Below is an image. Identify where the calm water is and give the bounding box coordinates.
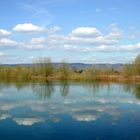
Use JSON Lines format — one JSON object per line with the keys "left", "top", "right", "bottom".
{"left": 0, "top": 82, "right": 140, "bottom": 140}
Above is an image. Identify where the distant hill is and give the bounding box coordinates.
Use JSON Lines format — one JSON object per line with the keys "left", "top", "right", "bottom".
{"left": 0, "top": 63, "right": 124, "bottom": 70}
{"left": 67, "top": 63, "right": 123, "bottom": 70}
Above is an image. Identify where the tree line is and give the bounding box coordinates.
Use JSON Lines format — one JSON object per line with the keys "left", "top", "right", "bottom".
{"left": 0, "top": 54, "right": 139, "bottom": 82}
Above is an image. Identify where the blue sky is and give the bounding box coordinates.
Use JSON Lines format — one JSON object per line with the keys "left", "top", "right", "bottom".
{"left": 0, "top": 0, "right": 140, "bottom": 64}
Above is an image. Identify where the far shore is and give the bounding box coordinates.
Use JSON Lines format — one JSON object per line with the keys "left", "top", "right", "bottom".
{"left": 0, "top": 54, "right": 140, "bottom": 83}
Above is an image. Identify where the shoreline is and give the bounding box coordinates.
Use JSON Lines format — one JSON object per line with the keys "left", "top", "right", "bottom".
{"left": 0, "top": 75, "right": 140, "bottom": 83}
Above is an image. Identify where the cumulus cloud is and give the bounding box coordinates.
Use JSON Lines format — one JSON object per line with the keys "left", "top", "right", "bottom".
{"left": 49, "top": 26, "right": 61, "bottom": 34}
{"left": 31, "top": 37, "right": 46, "bottom": 44}
{"left": 121, "top": 43, "right": 140, "bottom": 51}
{"left": 0, "top": 23, "right": 139, "bottom": 62}
{"left": 68, "top": 26, "right": 122, "bottom": 46}
{"left": 0, "top": 38, "right": 17, "bottom": 47}
{"left": 29, "top": 35, "right": 64, "bottom": 48}
{"left": 37, "top": 26, "right": 122, "bottom": 48}
{"left": 0, "top": 29, "right": 11, "bottom": 36}
{"left": 13, "top": 23, "right": 46, "bottom": 33}
{"left": 0, "top": 25, "right": 127, "bottom": 52}
{"left": 27, "top": 26, "right": 122, "bottom": 51}
{"left": 24, "top": 25, "right": 140, "bottom": 52}
{"left": 19, "top": 42, "right": 45, "bottom": 49}
{"left": 63, "top": 41, "right": 140, "bottom": 53}
{"left": 71, "top": 27, "right": 102, "bottom": 37}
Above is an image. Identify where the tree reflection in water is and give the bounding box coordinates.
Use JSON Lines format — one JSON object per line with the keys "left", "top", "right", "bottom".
{"left": 133, "top": 85, "right": 140, "bottom": 99}
{"left": 32, "top": 82, "right": 54, "bottom": 99}
{"left": 32, "top": 82, "right": 70, "bottom": 99}
{"left": 60, "top": 81, "right": 69, "bottom": 97}
{"left": 123, "top": 83, "right": 140, "bottom": 100}
{"left": 0, "top": 81, "right": 139, "bottom": 101}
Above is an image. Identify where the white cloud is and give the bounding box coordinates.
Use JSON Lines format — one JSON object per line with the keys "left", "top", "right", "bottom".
{"left": 121, "top": 43, "right": 140, "bottom": 51}
{"left": 19, "top": 43, "right": 45, "bottom": 49}
{"left": 43, "top": 26, "right": 122, "bottom": 47}
{"left": 13, "top": 23, "right": 46, "bottom": 33}
{"left": 24, "top": 26, "right": 140, "bottom": 53}
{"left": 107, "top": 24, "right": 122, "bottom": 41}
{"left": 49, "top": 26, "right": 61, "bottom": 33}
{"left": 64, "top": 43, "right": 140, "bottom": 53}
{"left": 27, "top": 27, "right": 121, "bottom": 51}
{"left": 0, "top": 38, "right": 17, "bottom": 47}
{"left": 0, "top": 29, "right": 11, "bottom": 36}
{"left": 31, "top": 37, "right": 46, "bottom": 44}
{"left": 0, "top": 24, "right": 139, "bottom": 63}
{"left": 29, "top": 35, "right": 65, "bottom": 48}
{"left": 71, "top": 27, "right": 102, "bottom": 37}
{"left": 0, "top": 52, "right": 8, "bottom": 57}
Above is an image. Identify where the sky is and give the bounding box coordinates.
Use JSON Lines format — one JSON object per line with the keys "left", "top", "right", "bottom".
{"left": 0, "top": 0, "right": 140, "bottom": 64}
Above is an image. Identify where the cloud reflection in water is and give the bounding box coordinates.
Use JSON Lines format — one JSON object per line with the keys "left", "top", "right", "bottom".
{"left": 0, "top": 82, "right": 139, "bottom": 125}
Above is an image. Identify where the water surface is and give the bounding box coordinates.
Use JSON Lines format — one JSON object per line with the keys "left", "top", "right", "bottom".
{"left": 0, "top": 82, "right": 140, "bottom": 140}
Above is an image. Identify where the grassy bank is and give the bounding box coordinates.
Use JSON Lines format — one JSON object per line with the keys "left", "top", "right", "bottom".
{"left": 0, "top": 54, "right": 140, "bottom": 82}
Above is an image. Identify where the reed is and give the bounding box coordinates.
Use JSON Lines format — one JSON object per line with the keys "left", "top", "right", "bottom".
{"left": 0, "top": 54, "right": 139, "bottom": 82}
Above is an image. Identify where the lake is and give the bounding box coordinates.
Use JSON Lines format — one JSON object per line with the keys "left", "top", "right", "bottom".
{"left": 0, "top": 82, "right": 140, "bottom": 140}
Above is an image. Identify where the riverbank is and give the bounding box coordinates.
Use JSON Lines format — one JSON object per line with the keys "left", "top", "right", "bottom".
{"left": 0, "top": 54, "right": 139, "bottom": 82}
{"left": 1, "top": 74, "right": 140, "bottom": 83}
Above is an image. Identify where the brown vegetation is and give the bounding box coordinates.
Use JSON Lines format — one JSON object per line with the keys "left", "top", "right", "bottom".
{"left": 0, "top": 55, "right": 140, "bottom": 82}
